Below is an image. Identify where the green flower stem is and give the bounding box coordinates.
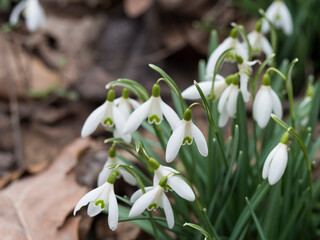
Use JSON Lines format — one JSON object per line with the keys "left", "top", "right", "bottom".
{"left": 285, "top": 58, "right": 298, "bottom": 128}
{"left": 271, "top": 115, "right": 313, "bottom": 197}
{"left": 231, "top": 23, "right": 252, "bottom": 60}
{"left": 153, "top": 124, "right": 166, "bottom": 152}
{"left": 266, "top": 67, "right": 286, "bottom": 81}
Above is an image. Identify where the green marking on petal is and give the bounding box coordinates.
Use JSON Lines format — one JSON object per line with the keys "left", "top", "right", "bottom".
{"left": 103, "top": 118, "right": 114, "bottom": 126}
{"left": 147, "top": 203, "right": 158, "bottom": 211}
{"left": 183, "top": 136, "right": 193, "bottom": 145}
{"left": 148, "top": 115, "right": 161, "bottom": 124}
{"left": 95, "top": 200, "right": 105, "bottom": 209}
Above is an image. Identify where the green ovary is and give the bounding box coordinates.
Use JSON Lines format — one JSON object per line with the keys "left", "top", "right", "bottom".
{"left": 148, "top": 115, "right": 161, "bottom": 124}
{"left": 183, "top": 136, "right": 192, "bottom": 145}
{"left": 103, "top": 118, "right": 113, "bottom": 126}
{"left": 95, "top": 200, "right": 105, "bottom": 209}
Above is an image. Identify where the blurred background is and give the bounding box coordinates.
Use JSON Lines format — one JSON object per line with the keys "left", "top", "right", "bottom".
{"left": 0, "top": 0, "right": 319, "bottom": 239}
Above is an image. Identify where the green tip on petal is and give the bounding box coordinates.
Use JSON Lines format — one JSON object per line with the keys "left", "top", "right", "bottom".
{"left": 122, "top": 88, "right": 130, "bottom": 99}
{"left": 147, "top": 203, "right": 158, "bottom": 211}
{"left": 107, "top": 171, "right": 118, "bottom": 184}
{"left": 149, "top": 158, "right": 160, "bottom": 170}
{"left": 159, "top": 176, "right": 168, "bottom": 188}
{"left": 95, "top": 200, "right": 105, "bottom": 209}
{"left": 280, "top": 132, "right": 290, "bottom": 144}
{"left": 152, "top": 84, "right": 160, "bottom": 97}
{"left": 255, "top": 19, "right": 262, "bottom": 32}
{"left": 230, "top": 28, "right": 238, "bottom": 38}
{"left": 109, "top": 147, "right": 116, "bottom": 158}
{"left": 107, "top": 89, "right": 115, "bottom": 101}
{"left": 236, "top": 54, "right": 243, "bottom": 64}
{"left": 262, "top": 74, "right": 271, "bottom": 86}
{"left": 184, "top": 108, "right": 192, "bottom": 121}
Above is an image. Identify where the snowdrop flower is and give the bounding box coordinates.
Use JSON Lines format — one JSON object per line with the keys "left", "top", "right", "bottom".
{"left": 81, "top": 89, "right": 131, "bottom": 143}
{"left": 298, "top": 83, "right": 313, "bottom": 126}
{"left": 129, "top": 177, "right": 174, "bottom": 228}
{"left": 181, "top": 75, "right": 227, "bottom": 100}
{"left": 97, "top": 147, "right": 136, "bottom": 186}
{"left": 166, "top": 109, "right": 208, "bottom": 162}
{"left": 262, "top": 0, "right": 293, "bottom": 36}
{"left": 218, "top": 74, "right": 240, "bottom": 127}
{"left": 236, "top": 55, "right": 259, "bottom": 102}
{"left": 253, "top": 74, "right": 283, "bottom": 128}
{"left": 122, "top": 84, "right": 180, "bottom": 134}
{"left": 114, "top": 88, "right": 140, "bottom": 118}
{"left": 206, "top": 28, "right": 248, "bottom": 81}
{"left": 9, "top": 0, "right": 46, "bottom": 32}
{"left": 74, "top": 172, "right": 119, "bottom": 231}
{"left": 248, "top": 20, "right": 274, "bottom": 58}
{"left": 262, "top": 132, "right": 289, "bottom": 185}
{"left": 130, "top": 158, "right": 195, "bottom": 205}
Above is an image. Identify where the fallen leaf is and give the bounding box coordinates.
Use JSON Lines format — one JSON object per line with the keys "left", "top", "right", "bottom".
{"left": 0, "top": 138, "right": 92, "bottom": 240}
{"left": 124, "top": 0, "right": 153, "bottom": 18}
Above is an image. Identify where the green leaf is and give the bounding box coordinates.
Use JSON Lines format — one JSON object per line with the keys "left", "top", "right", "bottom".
{"left": 245, "top": 197, "right": 267, "bottom": 240}
{"left": 183, "top": 223, "right": 212, "bottom": 240}
{"left": 208, "top": 30, "right": 219, "bottom": 58}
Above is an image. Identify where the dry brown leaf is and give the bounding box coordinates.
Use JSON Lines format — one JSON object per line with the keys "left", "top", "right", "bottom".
{"left": 0, "top": 138, "right": 92, "bottom": 240}
{"left": 124, "top": 0, "right": 153, "bottom": 18}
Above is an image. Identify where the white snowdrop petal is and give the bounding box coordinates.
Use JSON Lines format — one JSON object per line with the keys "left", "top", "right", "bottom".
{"left": 269, "top": 89, "right": 283, "bottom": 119}
{"left": 119, "top": 168, "right": 136, "bottom": 186}
{"left": 161, "top": 194, "right": 174, "bottom": 229}
{"left": 240, "top": 74, "right": 250, "bottom": 102}
{"left": 181, "top": 81, "right": 212, "bottom": 100}
{"left": 129, "top": 98, "right": 141, "bottom": 109}
{"left": 253, "top": 87, "right": 272, "bottom": 128}
{"left": 108, "top": 188, "right": 119, "bottom": 231}
{"left": 261, "top": 36, "right": 273, "bottom": 58}
{"left": 166, "top": 122, "right": 185, "bottom": 163}
{"left": 9, "top": 1, "right": 27, "bottom": 25}
{"left": 268, "top": 144, "right": 288, "bottom": 185}
{"left": 114, "top": 128, "right": 132, "bottom": 143}
{"left": 159, "top": 99, "right": 180, "bottom": 130}
{"left": 235, "top": 40, "right": 249, "bottom": 61}
{"left": 97, "top": 162, "right": 113, "bottom": 187}
{"left": 87, "top": 202, "right": 102, "bottom": 217}
{"left": 226, "top": 86, "right": 239, "bottom": 117}
{"left": 218, "top": 85, "right": 232, "bottom": 113}
{"left": 113, "top": 105, "right": 127, "bottom": 130}
{"left": 167, "top": 176, "right": 195, "bottom": 201}
{"left": 214, "top": 79, "right": 228, "bottom": 99}
{"left": 81, "top": 102, "right": 107, "bottom": 137}
{"left": 191, "top": 123, "right": 208, "bottom": 157}
{"left": 206, "top": 38, "right": 232, "bottom": 77}
{"left": 279, "top": 3, "right": 293, "bottom": 35}
{"left": 218, "top": 107, "right": 229, "bottom": 127}
{"left": 74, "top": 184, "right": 105, "bottom": 215}
{"left": 129, "top": 186, "right": 159, "bottom": 217}
{"left": 122, "top": 98, "right": 152, "bottom": 134}
{"left": 117, "top": 98, "right": 131, "bottom": 118}
{"left": 26, "top": 0, "right": 46, "bottom": 32}
{"left": 130, "top": 187, "right": 154, "bottom": 203}
{"left": 262, "top": 144, "right": 280, "bottom": 179}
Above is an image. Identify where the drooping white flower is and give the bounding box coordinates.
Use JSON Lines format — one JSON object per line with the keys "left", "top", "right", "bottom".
{"left": 262, "top": 1, "right": 293, "bottom": 36}
{"left": 97, "top": 147, "right": 136, "bottom": 186}
{"left": 122, "top": 84, "right": 180, "bottom": 134}
{"left": 236, "top": 55, "right": 260, "bottom": 102}
{"left": 149, "top": 158, "right": 195, "bottom": 201}
{"left": 81, "top": 89, "right": 131, "bottom": 143}
{"left": 262, "top": 132, "right": 289, "bottom": 185}
{"left": 9, "top": 0, "right": 46, "bottom": 32}
{"left": 206, "top": 28, "right": 249, "bottom": 82}
{"left": 166, "top": 109, "right": 208, "bottom": 162}
{"left": 74, "top": 172, "right": 119, "bottom": 231}
{"left": 253, "top": 74, "right": 283, "bottom": 128}
{"left": 181, "top": 75, "right": 227, "bottom": 100}
{"left": 218, "top": 74, "right": 240, "bottom": 127}
{"left": 248, "top": 20, "right": 274, "bottom": 58}
{"left": 114, "top": 88, "right": 140, "bottom": 118}
{"left": 129, "top": 178, "right": 174, "bottom": 228}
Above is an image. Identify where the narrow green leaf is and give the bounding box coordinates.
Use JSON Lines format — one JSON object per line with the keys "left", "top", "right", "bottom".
{"left": 183, "top": 223, "right": 212, "bottom": 240}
